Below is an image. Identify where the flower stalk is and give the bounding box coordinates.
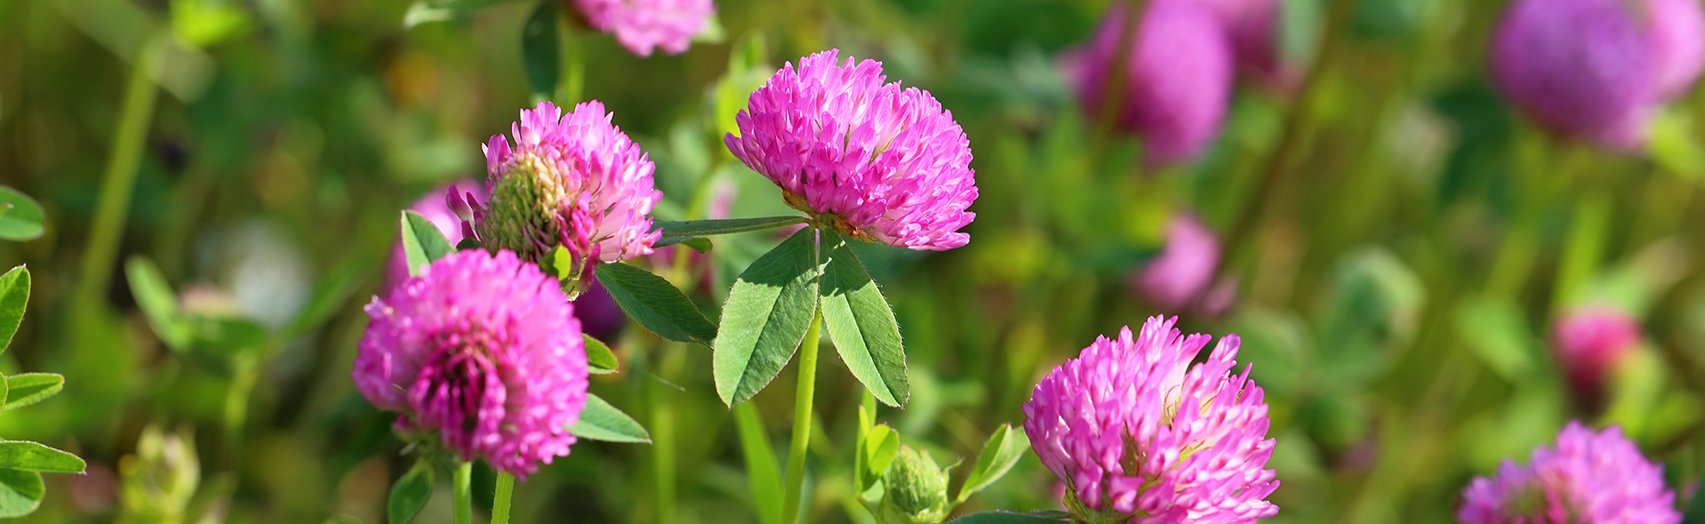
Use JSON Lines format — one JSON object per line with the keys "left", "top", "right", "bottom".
{"left": 781, "top": 305, "right": 825, "bottom": 523}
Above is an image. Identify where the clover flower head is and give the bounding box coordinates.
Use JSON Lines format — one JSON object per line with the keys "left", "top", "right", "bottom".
{"left": 1490, "top": 0, "right": 1663, "bottom": 150}
{"left": 471, "top": 101, "right": 661, "bottom": 290}
{"left": 573, "top": 0, "right": 715, "bottom": 57}
{"left": 1023, "top": 316, "right": 1279, "bottom": 523}
{"left": 1459, "top": 422, "right": 1678, "bottom": 524}
{"left": 1063, "top": 1, "right": 1234, "bottom": 167}
{"left": 725, "top": 49, "right": 978, "bottom": 251}
{"left": 353, "top": 249, "right": 589, "bottom": 478}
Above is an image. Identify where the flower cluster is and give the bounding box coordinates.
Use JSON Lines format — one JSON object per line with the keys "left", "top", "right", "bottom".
{"left": 1490, "top": 0, "right": 1705, "bottom": 150}
{"left": 1023, "top": 316, "right": 1279, "bottom": 522}
{"left": 725, "top": 49, "right": 978, "bottom": 251}
{"left": 353, "top": 250, "right": 589, "bottom": 478}
{"left": 467, "top": 101, "right": 661, "bottom": 288}
{"left": 1459, "top": 422, "right": 1678, "bottom": 523}
{"left": 573, "top": 0, "right": 715, "bottom": 57}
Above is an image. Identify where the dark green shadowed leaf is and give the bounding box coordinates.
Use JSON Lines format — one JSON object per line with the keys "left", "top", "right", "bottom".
{"left": 570, "top": 394, "right": 651, "bottom": 443}
{"left": 595, "top": 263, "right": 717, "bottom": 344}
{"left": 0, "top": 469, "right": 43, "bottom": 518}
{"left": 520, "top": 0, "right": 560, "bottom": 98}
{"left": 0, "top": 441, "right": 85, "bottom": 473}
{"left": 0, "top": 266, "right": 27, "bottom": 353}
{"left": 655, "top": 216, "right": 806, "bottom": 243}
{"left": 948, "top": 510, "right": 1070, "bottom": 523}
{"left": 713, "top": 228, "right": 823, "bottom": 407}
{"left": 0, "top": 187, "right": 44, "bottom": 241}
{"left": 400, "top": 211, "right": 455, "bottom": 276}
{"left": 584, "top": 334, "right": 618, "bottom": 374}
{"left": 818, "top": 232, "right": 908, "bottom": 407}
{"left": 654, "top": 236, "right": 714, "bottom": 252}
{"left": 125, "top": 257, "right": 191, "bottom": 351}
{"left": 955, "top": 424, "right": 1030, "bottom": 503}
{"left": 387, "top": 457, "right": 434, "bottom": 524}
{"left": 1, "top": 374, "right": 63, "bottom": 412}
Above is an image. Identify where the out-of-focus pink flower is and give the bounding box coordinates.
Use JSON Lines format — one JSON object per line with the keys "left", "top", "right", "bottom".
{"left": 1023, "top": 316, "right": 1279, "bottom": 522}
{"left": 1191, "top": 0, "right": 1295, "bottom": 89}
{"left": 1459, "top": 422, "right": 1678, "bottom": 524}
{"left": 385, "top": 181, "right": 487, "bottom": 293}
{"left": 1130, "top": 215, "right": 1225, "bottom": 313}
{"left": 1552, "top": 307, "right": 1641, "bottom": 410}
{"left": 354, "top": 250, "right": 588, "bottom": 478}
{"left": 575, "top": 280, "right": 625, "bottom": 342}
{"left": 1063, "top": 1, "right": 1234, "bottom": 167}
{"left": 1490, "top": 0, "right": 1668, "bottom": 150}
{"left": 470, "top": 101, "right": 661, "bottom": 291}
{"left": 725, "top": 49, "right": 978, "bottom": 251}
{"left": 1647, "top": 0, "right": 1705, "bottom": 99}
{"left": 573, "top": 0, "right": 715, "bottom": 57}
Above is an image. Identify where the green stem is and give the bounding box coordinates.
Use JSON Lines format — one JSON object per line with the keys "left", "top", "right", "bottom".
{"left": 780, "top": 306, "right": 825, "bottom": 524}
{"left": 75, "top": 32, "right": 167, "bottom": 310}
{"left": 1088, "top": 0, "right": 1147, "bottom": 169}
{"left": 651, "top": 345, "right": 684, "bottom": 523}
{"left": 1215, "top": 0, "right": 1354, "bottom": 288}
{"left": 222, "top": 354, "right": 259, "bottom": 468}
{"left": 561, "top": 29, "right": 585, "bottom": 103}
{"left": 491, "top": 471, "right": 515, "bottom": 524}
{"left": 735, "top": 403, "right": 784, "bottom": 524}
{"left": 453, "top": 461, "right": 473, "bottom": 524}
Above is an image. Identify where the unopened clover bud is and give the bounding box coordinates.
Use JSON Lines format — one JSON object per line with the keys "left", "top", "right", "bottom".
{"left": 880, "top": 445, "right": 952, "bottom": 524}
{"left": 118, "top": 425, "right": 199, "bottom": 523}
{"left": 472, "top": 101, "right": 661, "bottom": 297}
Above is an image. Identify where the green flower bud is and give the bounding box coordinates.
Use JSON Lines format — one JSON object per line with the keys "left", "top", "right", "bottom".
{"left": 118, "top": 425, "right": 199, "bottom": 524}
{"left": 480, "top": 160, "right": 572, "bottom": 268}
{"left": 880, "top": 445, "right": 952, "bottom": 524}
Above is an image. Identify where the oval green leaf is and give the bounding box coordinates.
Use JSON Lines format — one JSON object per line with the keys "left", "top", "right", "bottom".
{"left": 125, "top": 257, "right": 191, "bottom": 351}
{"left": 955, "top": 424, "right": 1030, "bottom": 503}
{"left": 1, "top": 374, "right": 63, "bottom": 412}
{"left": 595, "top": 263, "right": 717, "bottom": 344}
{"left": 387, "top": 457, "right": 434, "bottom": 524}
{"left": 0, "top": 266, "right": 27, "bottom": 354}
{"left": 861, "top": 424, "right": 899, "bottom": 494}
{"left": 0, "top": 441, "right": 86, "bottom": 473}
{"left": 818, "top": 233, "right": 908, "bottom": 406}
{"left": 0, "top": 469, "right": 43, "bottom": 518}
{"left": 569, "top": 393, "right": 651, "bottom": 443}
{"left": 400, "top": 211, "right": 455, "bottom": 276}
{"left": 713, "top": 228, "right": 822, "bottom": 407}
{"left": 0, "top": 187, "right": 44, "bottom": 242}
{"left": 584, "top": 334, "right": 618, "bottom": 374}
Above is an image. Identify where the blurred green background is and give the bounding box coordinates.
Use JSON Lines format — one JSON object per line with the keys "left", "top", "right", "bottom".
{"left": 6, "top": 0, "right": 1705, "bottom": 522}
